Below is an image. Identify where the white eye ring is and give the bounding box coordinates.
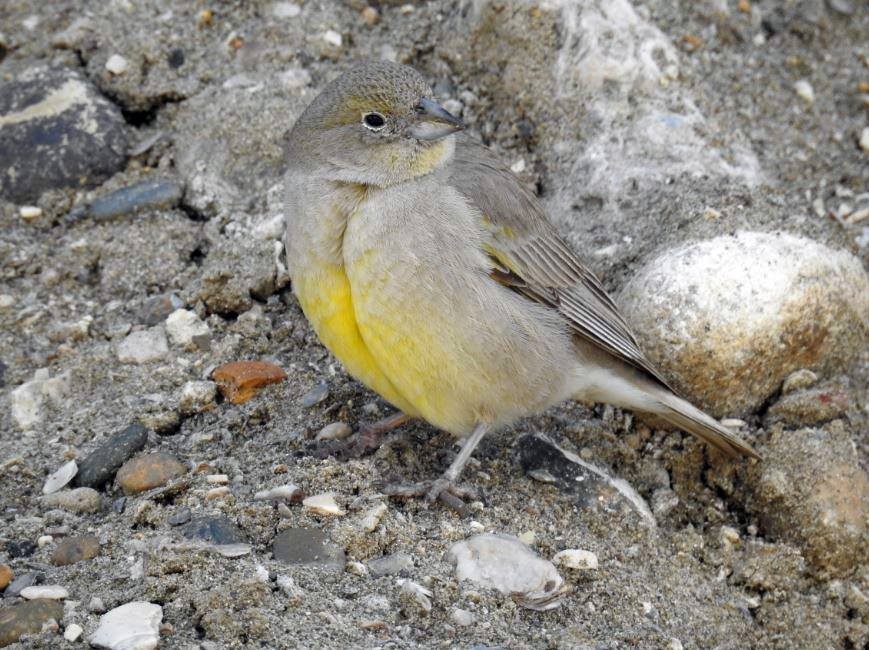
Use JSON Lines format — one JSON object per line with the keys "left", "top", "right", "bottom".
{"left": 362, "top": 112, "right": 387, "bottom": 131}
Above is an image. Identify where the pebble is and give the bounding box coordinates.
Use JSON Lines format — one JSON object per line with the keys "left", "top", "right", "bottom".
{"left": 116, "top": 452, "right": 187, "bottom": 495}
{"left": 206, "top": 474, "right": 229, "bottom": 484}
{"left": 167, "top": 508, "right": 192, "bottom": 526}
{"left": 181, "top": 516, "right": 247, "bottom": 545}
{"left": 205, "top": 486, "right": 230, "bottom": 500}
{"left": 781, "top": 369, "right": 819, "bottom": 394}
{"left": 212, "top": 360, "right": 288, "bottom": 404}
{"left": 397, "top": 580, "right": 432, "bottom": 616}
{"left": 4, "top": 572, "right": 37, "bottom": 597}
{"left": 765, "top": 383, "right": 850, "bottom": 427}
{"left": 37, "top": 535, "right": 53, "bottom": 548}
{"left": 553, "top": 549, "right": 599, "bottom": 570}
{"left": 105, "top": 54, "right": 129, "bottom": 75}
{"left": 90, "top": 601, "right": 162, "bottom": 650}
{"left": 254, "top": 484, "right": 303, "bottom": 502}
{"left": 0, "top": 69, "right": 128, "bottom": 203}
{"left": 448, "top": 534, "right": 568, "bottom": 611}
{"left": 323, "top": 30, "right": 342, "bottom": 47}
{"left": 279, "top": 68, "right": 312, "bottom": 90}
{"left": 42, "top": 487, "right": 102, "bottom": 513}
{"left": 10, "top": 368, "right": 49, "bottom": 429}
{"left": 20, "top": 585, "right": 69, "bottom": 600}
{"left": 117, "top": 327, "right": 169, "bottom": 364}
{"left": 42, "top": 460, "right": 78, "bottom": 495}
{"left": 51, "top": 535, "right": 101, "bottom": 566}
{"left": 87, "top": 180, "right": 183, "bottom": 220}
{"left": 0, "top": 599, "right": 64, "bottom": 647}
{"left": 619, "top": 231, "right": 868, "bottom": 416}
{"left": 361, "top": 6, "right": 380, "bottom": 25}
{"left": 316, "top": 422, "right": 352, "bottom": 441}
{"left": 272, "top": 527, "right": 346, "bottom": 571}
{"left": 346, "top": 561, "right": 368, "bottom": 576}
{"left": 516, "top": 434, "right": 656, "bottom": 526}
{"left": 272, "top": 2, "right": 301, "bottom": 18}
{"left": 303, "top": 493, "right": 346, "bottom": 516}
{"left": 793, "top": 79, "right": 814, "bottom": 104}
{"left": 360, "top": 502, "right": 388, "bottom": 532}
{"left": 368, "top": 552, "right": 414, "bottom": 577}
{"left": 64, "top": 623, "right": 83, "bottom": 642}
{"left": 165, "top": 309, "right": 210, "bottom": 347}
{"left": 860, "top": 127, "right": 869, "bottom": 153}
{"left": 75, "top": 423, "right": 149, "bottom": 488}
{"left": 0, "top": 564, "right": 12, "bottom": 590}
{"left": 747, "top": 421, "right": 868, "bottom": 576}
{"left": 19, "top": 205, "right": 42, "bottom": 220}
{"left": 301, "top": 382, "right": 330, "bottom": 408}
{"left": 136, "top": 293, "right": 185, "bottom": 326}
{"left": 179, "top": 380, "right": 217, "bottom": 415}
{"left": 450, "top": 608, "right": 475, "bottom": 627}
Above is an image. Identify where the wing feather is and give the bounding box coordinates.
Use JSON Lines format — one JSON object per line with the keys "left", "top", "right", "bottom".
{"left": 449, "top": 135, "right": 674, "bottom": 390}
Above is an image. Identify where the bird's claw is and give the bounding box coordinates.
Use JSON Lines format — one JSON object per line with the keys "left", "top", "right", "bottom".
{"left": 382, "top": 478, "right": 478, "bottom": 516}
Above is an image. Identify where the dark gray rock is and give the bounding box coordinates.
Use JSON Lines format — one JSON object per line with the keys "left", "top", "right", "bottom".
{"left": 86, "top": 179, "right": 184, "bottom": 220}
{"left": 3, "top": 573, "right": 38, "bottom": 599}
{"left": 181, "top": 516, "right": 246, "bottom": 545}
{"left": 75, "top": 423, "right": 149, "bottom": 488}
{"left": 300, "top": 382, "right": 330, "bottom": 408}
{"left": 272, "top": 528, "right": 345, "bottom": 572}
{"left": 136, "top": 293, "right": 185, "bottom": 326}
{"left": 0, "top": 68, "right": 128, "bottom": 203}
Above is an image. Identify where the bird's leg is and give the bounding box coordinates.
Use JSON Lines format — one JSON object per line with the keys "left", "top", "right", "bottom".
{"left": 313, "top": 412, "right": 413, "bottom": 459}
{"left": 383, "top": 422, "right": 490, "bottom": 515}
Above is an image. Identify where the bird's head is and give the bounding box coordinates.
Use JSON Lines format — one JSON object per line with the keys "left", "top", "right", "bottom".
{"left": 288, "top": 61, "right": 465, "bottom": 186}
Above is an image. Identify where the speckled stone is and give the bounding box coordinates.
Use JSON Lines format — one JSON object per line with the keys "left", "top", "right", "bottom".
{"left": 75, "top": 423, "right": 149, "bottom": 488}
{"left": 0, "top": 599, "right": 64, "bottom": 647}
{"left": 0, "top": 69, "right": 128, "bottom": 203}
{"left": 116, "top": 452, "right": 187, "bottom": 495}
{"left": 51, "top": 535, "right": 100, "bottom": 566}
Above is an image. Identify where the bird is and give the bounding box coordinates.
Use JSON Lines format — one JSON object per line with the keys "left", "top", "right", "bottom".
{"left": 283, "top": 61, "right": 759, "bottom": 510}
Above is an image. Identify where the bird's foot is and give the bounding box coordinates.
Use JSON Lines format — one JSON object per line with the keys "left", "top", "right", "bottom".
{"left": 382, "top": 477, "right": 478, "bottom": 516}
{"left": 310, "top": 413, "right": 412, "bottom": 460}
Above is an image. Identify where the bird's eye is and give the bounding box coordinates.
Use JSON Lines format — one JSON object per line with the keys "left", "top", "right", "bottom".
{"left": 362, "top": 112, "right": 386, "bottom": 131}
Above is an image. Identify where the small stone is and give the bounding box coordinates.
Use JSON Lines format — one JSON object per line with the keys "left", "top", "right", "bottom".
{"left": 279, "top": 67, "right": 311, "bottom": 90}
{"left": 206, "top": 474, "right": 229, "bottom": 484}
{"left": 10, "top": 369, "right": 49, "bottom": 430}
{"left": 116, "top": 452, "right": 187, "bottom": 495}
{"left": 205, "top": 486, "right": 230, "bottom": 500}
{"left": 88, "top": 597, "right": 106, "bottom": 613}
{"left": 448, "top": 534, "right": 568, "bottom": 611}
{"left": 272, "top": 528, "right": 345, "bottom": 571}
{"left": 316, "top": 422, "right": 352, "bottom": 441}
{"left": 518, "top": 530, "right": 536, "bottom": 546}
{"left": 20, "top": 585, "right": 69, "bottom": 600}
{"left": 165, "top": 309, "right": 210, "bottom": 347}
{"left": 179, "top": 381, "right": 217, "bottom": 415}
{"left": 181, "top": 516, "right": 247, "bottom": 545}
{"left": 37, "top": 535, "right": 53, "bottom": 548}
{"left": 720, "top": 526, "right": 740, "bottom": 546}
{"left": 781, "top": 369, "right": 818, "bottom": 394}
{"left": 19, "top": 206, "right": 42, "bottom": 220}
{"left": 618, "top": 232, "right": 868, "bottom": 416}
{"left": 860, "top": 127, "right": 869, "bottom": 153}
{"left": 212, "top": 360, "right": 287, "bottom": 404}
{"left": 361, "top": 6, "right": 380, "bottom": 25}
{"left": 303, "top": 493, "right": 346, "bottom": 516}
{"left": 117, "top": 327, "right": 169, "bottom": 364}
{"left": 450, "top": 608, "right": 475, "bottom": 627}
{"left": 87, "top": 180, "right": 183, "bottom": 220}
{"left": 42, "top": 487, "right": 102, "bottom": 513}
{"left": 0, "top": 600, "right": 64, "bottom": 647}
{"left": 553, "top": 549, "right": 599, "bottom": 570}
{"left": 368, "top": 552, "right": 414, "bottom": 578}
{"left": 360, "top": 502, "right": 387, "bottom": 532}
{"left": 346, "top": 561, "right": 368, "bottom": 576}
{"left": 254, "top": 484, "right": 303, "bottom": 502}
{"left": 0, "top": 564, "right": 12, "bottom": 590}
{"left": 64, "top": 623, "right": 83, "bottom": 642}
{"left": 136, "top": 293, "right": 185, "bottom": 327}
{"left": 397, "top": 580, "right": 432, "bottom": 616}
{"left": 75, "top": 423, "right": 149, "bottom": 488}
{"left": 4, "top": 572, "right": 37, "bottom": 596}
{"left": 42, "top": 460, "right": 78, "bottom": 495}
{"left": 323, "top": 30, "right": 342, "bottom": 47}
{"left": 51, "top": 535, "right": 100, "bottom": 566}
{"left": 301, "top": 382, "right": 329, "bottom": 408}
{"left": 765, "top": 383, "right": 850, "bottom": 427}
{"left": 90, "top": 602, "right": 162, "bottom": 650}
{"left": 272, "top": 2, "right": 301, "bottom": 18}
{"left": 167, "top": 508, "right": 192, "bottom": 526}
{"left": 793, "top": 80, "right": 815, "bottom": 105}
{"left": 105, "top": 54, "right": 129, "bottom": 75}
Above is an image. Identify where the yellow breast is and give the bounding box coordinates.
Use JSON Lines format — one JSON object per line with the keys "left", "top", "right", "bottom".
{"left": 292, "top": 263, "right": 419, "bottom": 417}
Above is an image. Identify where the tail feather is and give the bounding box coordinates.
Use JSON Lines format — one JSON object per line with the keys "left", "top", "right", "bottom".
{"left": 656, "top": 394, "right": 761, "bottom": 460}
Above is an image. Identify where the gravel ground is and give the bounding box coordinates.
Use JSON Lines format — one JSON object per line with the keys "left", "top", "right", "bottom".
{"left": 0, "top": 0, "right": 867, "bottom": 648}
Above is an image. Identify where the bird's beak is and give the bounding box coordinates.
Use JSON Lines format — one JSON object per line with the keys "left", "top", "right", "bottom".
{"left": 408, "top": 97, "right": 465, "bottom": 141}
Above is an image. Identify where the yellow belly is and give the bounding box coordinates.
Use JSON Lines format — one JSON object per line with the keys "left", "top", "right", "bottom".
{"left": 292, "top": 263, "right": 419, "bottom": 417}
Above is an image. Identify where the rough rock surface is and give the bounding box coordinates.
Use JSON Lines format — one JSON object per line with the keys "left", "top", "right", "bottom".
{"left": 0, "top": 0, "right": 866, "bottom": 648}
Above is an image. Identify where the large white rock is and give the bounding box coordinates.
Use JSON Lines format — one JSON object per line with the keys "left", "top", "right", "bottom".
{"left": 619, "top": 231, "right": 868, "bottom": 416}
{"left": 90, "top": 601, "right": 162, "bottom": 650}
{"left": 165, "top": 308, "right": 209, "bottom": 347}
{"left": 117, "top": 327, "right": 169, "bottom": 364}
{"left": 447, "top": 534, "right": 569, "bottom": 611}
